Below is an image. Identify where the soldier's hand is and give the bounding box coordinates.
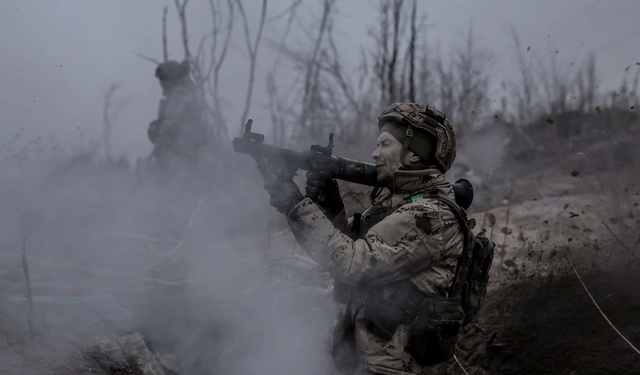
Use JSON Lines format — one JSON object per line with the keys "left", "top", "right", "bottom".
{"left": 305, "top": 170, "right": 344, "bottom": 220}
{"left": 257, "top": 159, "right": 303, "bottom": 214}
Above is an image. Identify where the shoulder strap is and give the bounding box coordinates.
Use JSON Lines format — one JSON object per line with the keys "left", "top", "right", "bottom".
{"left": 415, "top": 193, "right": 474, "bottom": 299}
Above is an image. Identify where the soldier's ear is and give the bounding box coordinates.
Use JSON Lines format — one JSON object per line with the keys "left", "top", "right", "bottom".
{"left": 407, "top": 151, "right": 421, "bottom": 164}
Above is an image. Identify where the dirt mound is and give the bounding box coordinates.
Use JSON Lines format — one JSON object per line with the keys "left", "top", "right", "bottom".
{"left": 450, "top": 265, "right": 640, "bottom": 374}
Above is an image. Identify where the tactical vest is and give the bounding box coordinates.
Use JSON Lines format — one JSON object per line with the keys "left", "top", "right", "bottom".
{"left": 335, "top": 189, "right": 494, "bottom": 365}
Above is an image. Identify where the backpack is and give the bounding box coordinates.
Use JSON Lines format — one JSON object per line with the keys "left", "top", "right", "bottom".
{"left": 430, "top": 194, "right": 495, "bottom": 325}
{"left": 406, "top": 194, "right": 495, "bottom": 365}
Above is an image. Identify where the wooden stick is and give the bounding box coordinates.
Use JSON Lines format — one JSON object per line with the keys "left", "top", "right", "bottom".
{"left": 500, "top": 185, "right": 513, "bottom": 252}
{"left": 187, "top": 199, "right": 204, "bottom": 229}
{"left": 563, "top": 254, "right": 640, "bottom": 356}
{"left": 601, "top": 220, "right": 640, "bottom": 261}
{"left": 454, "top": 354, "right": 469, "bottom": 375}
{"left": 162, "top": 6, "right": 169, "bottom": 61}
{"left": 138, "top": 53, "right": 161, "bottom": 65}
{"left": 135, "top": 240, "right": 184, "bottom": 274}
{"left": 20, "top": 235, "right": 34, "bottom": 311}
{"left": 112, "top": 232, "right": 185, "bottom": 244}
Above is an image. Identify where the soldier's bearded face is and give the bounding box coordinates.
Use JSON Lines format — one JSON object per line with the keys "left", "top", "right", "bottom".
{"left": 372, "top": 128, "right": 405, "bottom": 186}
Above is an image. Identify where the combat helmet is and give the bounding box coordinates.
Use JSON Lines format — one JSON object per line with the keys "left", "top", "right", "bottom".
{"left": 155, "top": 60, "right": 189, "bottom": 82}
{"left": 378, "top": 103, "right": 456, "bottom": 173}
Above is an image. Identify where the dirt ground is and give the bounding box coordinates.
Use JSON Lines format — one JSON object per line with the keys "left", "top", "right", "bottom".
{"left": 450, "top": 266, "right": 640, "bottom": 374}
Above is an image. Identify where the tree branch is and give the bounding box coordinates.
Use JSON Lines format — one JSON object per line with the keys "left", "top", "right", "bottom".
{"left": 236, "top": 0, "right": 268, "bottom": 135}
{"left": 162, "top": 6, "right": 169, "bottom": 61}
{"left": 174, "top": 0, "right": 191, "bottom": 62}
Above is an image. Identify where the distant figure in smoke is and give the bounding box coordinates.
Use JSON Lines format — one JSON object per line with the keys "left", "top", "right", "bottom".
{"left": 147, "top": 60, "right": 208, "bottom": 173}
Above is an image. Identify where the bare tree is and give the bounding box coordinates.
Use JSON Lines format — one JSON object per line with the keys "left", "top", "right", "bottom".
{"left": 576, "top": 53, "right": 598, "bottom": 112}
{"left": 435, "top": 50, "right": 456, "bottom": 125}
{"left": 0, "top": 128, "right": 42, "bottom": 171}
{"left": 406, "top": 0, "right": 417, "bottom": 101}
{"left": 606, "top": 64, "right": 640, "bottom": 110}
{"left": 154, "top": 0, "right": 307, "bottom": 154}
{"left": 506, "top": 27, "right": 539, "bottom": 125}
{"left": 237, "top": 0, "right": 268, "bottom": 136}
{"left": 170, "top": 0, "right": 237, "bottom": 148}
{"left": 300, "top": 0, "right": 336, "bottom": 140}
{"left": 505, "top": 29, "right": 595, "bottom": 126}
{"left": 162, "top": 6, "right": 169, "bottom": 62}
{"left": 266, "top": 0, "right": 304, "bottom": 145}
{"left": 414, "top": 39, "right": 435, "bottom": 107}
{"left": 102, "top": 83, "right": 128, "bottom": 161}
{"left": 265, "top": 0, "right": 339, "bottom": 147}
{"left": 266, "top": 0, "right": 431, "bottom": 156}
{"left": 451, "top": 25, "right": 493, "bottom": 139}
{"left": 202, "top": 0, "right": 235, "bottom": 141}
{"left": 538, "top": 50, "right": 572, "bottom": 116}
{"left": 174, "top": 0, "right": 192, "bottom": 62}
{"left": 370, "top": 0, "right": 415, "bottom": 106}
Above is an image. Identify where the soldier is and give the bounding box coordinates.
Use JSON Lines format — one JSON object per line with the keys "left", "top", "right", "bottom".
{"left": 260, "top": 103, "right": 464, "bottom": 375}
{"left": 148, "top": 60, "right": 208, "bottom": 173}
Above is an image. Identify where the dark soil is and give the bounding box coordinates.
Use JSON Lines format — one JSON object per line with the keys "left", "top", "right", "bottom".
{"left": 451, "top": 265, "right": 640, "bottom": 374}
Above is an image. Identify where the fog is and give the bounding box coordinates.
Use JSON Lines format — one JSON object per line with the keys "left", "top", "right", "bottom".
{"left": 1, "top": 1, "right": 639, "bottom": 374}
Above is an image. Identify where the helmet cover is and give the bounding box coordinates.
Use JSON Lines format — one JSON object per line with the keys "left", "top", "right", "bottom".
{"left": 378, "top": 103, "right": 456, "bottom": 172}
{"left": 155, "top": 60, "right": 189, "bottom": 82}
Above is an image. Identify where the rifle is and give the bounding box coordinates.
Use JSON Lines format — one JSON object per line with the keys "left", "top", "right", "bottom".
{"left": 232, "top": 120, "right": 377, "bottom": 186}
{"left": 232, "top": 120, "right": 474, "bottom": 209}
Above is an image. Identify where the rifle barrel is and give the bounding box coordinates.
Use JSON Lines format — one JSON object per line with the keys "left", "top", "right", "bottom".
{"left": 232, "top": 137, "right": 377, "bottom": 186}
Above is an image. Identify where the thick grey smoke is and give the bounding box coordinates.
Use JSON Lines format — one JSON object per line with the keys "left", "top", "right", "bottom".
{"left": 0, "top": 151, "right": 338, "bottom": 374}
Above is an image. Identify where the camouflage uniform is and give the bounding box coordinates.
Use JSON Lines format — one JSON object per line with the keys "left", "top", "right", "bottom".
{"left": 148, "top": 76, "right": 208, "bottom": 170}
{"left": 286, "top": 168, "right": 464, "bottom": 375}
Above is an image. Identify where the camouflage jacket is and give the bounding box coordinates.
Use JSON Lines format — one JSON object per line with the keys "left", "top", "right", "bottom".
{"left": 149, "top": 80, "right": 208, "bottom": 162}
{"left": 286, "top": 169, "right": 464, "bottom": 375}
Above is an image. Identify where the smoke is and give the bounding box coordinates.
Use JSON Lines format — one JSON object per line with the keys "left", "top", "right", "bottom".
{"left": 0, "top": 152, "right": 337, "bottom": 375}
{"left": 448, "top": 122, "right": 512, "bottom": 209}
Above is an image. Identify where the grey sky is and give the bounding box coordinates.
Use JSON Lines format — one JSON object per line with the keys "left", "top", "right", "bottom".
{"left": 1, "top": 0, "right": 639, "bottom": 160}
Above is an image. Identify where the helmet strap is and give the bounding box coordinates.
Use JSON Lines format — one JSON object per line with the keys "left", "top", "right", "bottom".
{"left": 400, "top": 124, "right": 414, "bottom": 166}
